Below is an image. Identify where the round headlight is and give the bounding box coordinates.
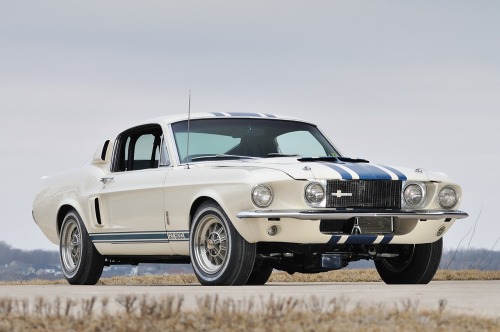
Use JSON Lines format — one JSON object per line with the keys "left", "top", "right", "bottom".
{"left": 438, "top": 187, "right": 458, "bottom": 209}
{"left": 305, "top": 182, "right": 325, "bottom": 205}
{"left": 403, "top": 183, "right": 425, "bottom": 207}
{"left": 252, "top": 184, "right": 273, "bottom": 208}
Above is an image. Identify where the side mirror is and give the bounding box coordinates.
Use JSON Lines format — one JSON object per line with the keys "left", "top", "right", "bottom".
{"left": 92, "top": 140, "right": 112, "bottom": 165}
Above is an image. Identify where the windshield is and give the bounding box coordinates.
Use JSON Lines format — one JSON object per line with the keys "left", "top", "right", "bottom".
{"left": 172, "top": 118, "right": 340, "bottom": 163}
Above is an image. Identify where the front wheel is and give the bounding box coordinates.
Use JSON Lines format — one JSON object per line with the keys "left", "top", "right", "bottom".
{"left": 59, "top": 210, "right": 104, "bottom": 285}
{"left": 374, "top": 238, "right": 443, "bottom": 284}
{"left": 245, "top": 257, "right": 273, "bottom": 285}
{"left": 190, "top": 202, "right": 256, "bottom": 285}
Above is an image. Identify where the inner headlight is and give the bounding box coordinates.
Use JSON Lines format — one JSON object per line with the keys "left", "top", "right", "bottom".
{"left": 252, "top": 184, "right": 273, "bottom": 208}
{"left": 403, "top": 182, "right": 426, "bottom": 207}
{"left": 305, "top": 182, "right": 325, "bottom": 206}
{"left": 438, "top": 186, "right": 458, "bottom": 209}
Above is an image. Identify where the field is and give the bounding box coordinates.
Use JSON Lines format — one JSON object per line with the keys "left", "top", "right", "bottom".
{"left": 2, "top": 268, "right": 500, "bottom": 286}
{"left": 1, "top": 270, "right": 499, "bottom": 331}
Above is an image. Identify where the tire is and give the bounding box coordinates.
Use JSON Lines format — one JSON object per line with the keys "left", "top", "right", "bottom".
{"left": 190, "top": 202, "right": 256, "bottom": 285}
{"left": 59, "top": 210, "right": 104, "bottom": 285}
{"left": 374, "top": 238, "right": 443, "bottom": 284}
{"left": 245, "top": 257, "right": 273, "bottom": 285}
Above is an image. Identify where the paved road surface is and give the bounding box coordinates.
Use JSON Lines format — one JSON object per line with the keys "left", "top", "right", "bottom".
{"left": 1, "top": 281, "right": 498, "bottom": 318}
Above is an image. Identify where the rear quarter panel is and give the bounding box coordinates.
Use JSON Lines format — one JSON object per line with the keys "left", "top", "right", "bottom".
{"left": 32, "top": 165, "right": 106, "bottom": 244}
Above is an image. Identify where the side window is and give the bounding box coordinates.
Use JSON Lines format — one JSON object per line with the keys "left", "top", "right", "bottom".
{"left": 133, "top": 134, "right": 158, "bottom": 170}
{"left": 113, "top": 125, "right": 164, "bottom": 172}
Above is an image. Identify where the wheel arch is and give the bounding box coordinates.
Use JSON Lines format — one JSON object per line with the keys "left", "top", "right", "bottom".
{"left": 189, "top": 196, "right": 218, "bottom": 226}
{"left": 57, "top": 204, "right": 88, "bottom": 237}
{"left": 188, "top": 194, "right": 256, "bottom": 243}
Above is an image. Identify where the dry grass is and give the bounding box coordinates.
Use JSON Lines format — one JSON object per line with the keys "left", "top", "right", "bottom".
{"left": 2, "top": 270, "right": 499, "bottom": 330}
{"left": 0, "top": 294, "right": 499, "bottom": 331}
{"left": 2, "top": 269, "right": 499, "bottom": 286}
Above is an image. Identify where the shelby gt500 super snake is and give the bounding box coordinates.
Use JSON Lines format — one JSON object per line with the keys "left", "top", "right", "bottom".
{"left": 32, "top": 112, "right": 468, "bottom": 285}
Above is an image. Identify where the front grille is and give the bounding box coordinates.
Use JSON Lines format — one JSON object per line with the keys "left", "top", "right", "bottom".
{"left": 326, "top": 180, "right": 401, "bottom": 209}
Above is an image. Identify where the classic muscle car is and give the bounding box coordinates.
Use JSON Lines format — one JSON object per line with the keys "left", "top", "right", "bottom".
{"left": 32, "top": 112, "right": 468, "bottom": 285}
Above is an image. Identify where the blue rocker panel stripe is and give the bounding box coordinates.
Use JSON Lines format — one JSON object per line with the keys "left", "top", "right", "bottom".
{"left": 89, "top": 231, "right": 190, "bottom": 243}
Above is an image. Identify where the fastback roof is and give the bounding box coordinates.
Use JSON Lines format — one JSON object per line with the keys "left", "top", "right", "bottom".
{"left": 138, "top": 112, "right": 310, "bottom": 127}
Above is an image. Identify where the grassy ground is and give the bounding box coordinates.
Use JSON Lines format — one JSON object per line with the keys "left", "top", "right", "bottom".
{"left": 2, "top": 269, "right": 500, "bottom": 286}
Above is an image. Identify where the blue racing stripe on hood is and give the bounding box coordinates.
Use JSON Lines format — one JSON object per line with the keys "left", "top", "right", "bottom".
{"left": 342, "top": 163, "right": 393, "bottom": 180}
{"left": 380, "top": 165, "right": 407, "bottom": 181}
{"left": 323, "top": 163, "right": 353, "bottom": 180}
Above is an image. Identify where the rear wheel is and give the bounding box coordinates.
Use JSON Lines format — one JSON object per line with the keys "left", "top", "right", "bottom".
{"left": 60, "top": 210, "right": 104, "bottom": 285}
{"left": 190, "top": 202, "right": 256, "bottom": 285}
{"left": 374, "top": 238, "right": 443, "bottom": 284}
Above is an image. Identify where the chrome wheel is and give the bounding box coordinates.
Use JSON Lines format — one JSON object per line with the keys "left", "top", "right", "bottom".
{"left": 190, "top": 202, "right": 256, "bottom": 285}
{"left": 193, "top": 214, "right": 229, "bottom": 275}
{"left": 59, "top": 210, "right": 104, "bottom": 285}
{"left": 60, "top": 217, "right": 82, "bottom": 277}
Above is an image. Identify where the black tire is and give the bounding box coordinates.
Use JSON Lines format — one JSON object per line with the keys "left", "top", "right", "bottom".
{"left": 245, "top": 257, "right": 273, "bottom": 285}
{"left": 190, "top": 202, "right": 256, "bottom": 285}
{"left": 374, "top": 238, "right": 443, "bottom": 284}
{"left": 59, "top": 210, "right": 104, "bottom": 285}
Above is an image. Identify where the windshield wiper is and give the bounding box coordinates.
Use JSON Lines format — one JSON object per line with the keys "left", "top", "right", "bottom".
{"left": 298, "top": 156, "right": 369, "bottom": 163}
{"left": 190, "top": 154, "right": 254, "bottom": 162}
{"left": 267, "top": 153, "right": 300, "bottom": 158}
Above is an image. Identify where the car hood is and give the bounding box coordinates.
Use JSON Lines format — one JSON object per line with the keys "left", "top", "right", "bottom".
{"left": 203, "top": 157, "right": 441, "bottom": 182}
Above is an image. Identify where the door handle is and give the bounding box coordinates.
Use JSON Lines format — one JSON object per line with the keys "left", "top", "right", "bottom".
{"left": 100, "top": 177, "right": 114, "bottom": 185}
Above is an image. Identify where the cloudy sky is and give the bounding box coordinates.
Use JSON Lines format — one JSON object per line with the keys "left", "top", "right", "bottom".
{"left": 1, "top": 1, "right": 499, "bottom": 252}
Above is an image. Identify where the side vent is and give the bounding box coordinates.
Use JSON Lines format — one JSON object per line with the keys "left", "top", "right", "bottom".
{"left": 94, "top": 198, "right": 102, "bottom": 225}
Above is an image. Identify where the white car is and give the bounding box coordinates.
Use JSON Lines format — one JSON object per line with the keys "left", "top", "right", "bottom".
{"left": 33, "top": 112, "right": 468, "bottom": 285}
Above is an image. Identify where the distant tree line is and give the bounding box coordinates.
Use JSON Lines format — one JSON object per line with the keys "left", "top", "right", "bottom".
{"left": 441, "top": 248, "right": 500, "bottom": 270}
{"left": 0, "top": 241, "right": 499, "bottom": 271}
{"left": 0, "top": 241, "right": 59, "bottom": 267}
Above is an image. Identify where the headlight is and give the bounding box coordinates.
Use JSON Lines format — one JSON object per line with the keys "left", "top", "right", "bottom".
{"left": 305, "top": 182, "right": 325, "bottom": 206}
{"left": 403, "top": 182, "right": 426, "bottom": 207}
{"left": 252, "top": 184, "right": 273, "bottom": 208}
{"left": 438, "top": 186, "right": 458, "bottom": 209}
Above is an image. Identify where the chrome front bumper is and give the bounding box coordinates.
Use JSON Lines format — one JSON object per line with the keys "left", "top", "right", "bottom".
{"left": 237, "top": 209, "right": 469, "bottom": 220}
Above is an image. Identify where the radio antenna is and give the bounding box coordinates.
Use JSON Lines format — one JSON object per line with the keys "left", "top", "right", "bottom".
{"left": 185, "top": 90, "right": 191, "bottom": 169}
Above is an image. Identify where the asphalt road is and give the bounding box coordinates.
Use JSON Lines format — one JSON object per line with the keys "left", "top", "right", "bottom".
{"left": 1, "top": 281, "right": 499, "bottom": 318}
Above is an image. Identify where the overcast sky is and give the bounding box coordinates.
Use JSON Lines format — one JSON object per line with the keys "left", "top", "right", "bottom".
{"left": 1, "top": 1, "right": 499, "bottom": 252}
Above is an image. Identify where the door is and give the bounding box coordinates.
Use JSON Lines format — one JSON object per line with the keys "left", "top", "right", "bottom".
{"left": 93, "top": 124, "right": 173, "bottom": 255}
